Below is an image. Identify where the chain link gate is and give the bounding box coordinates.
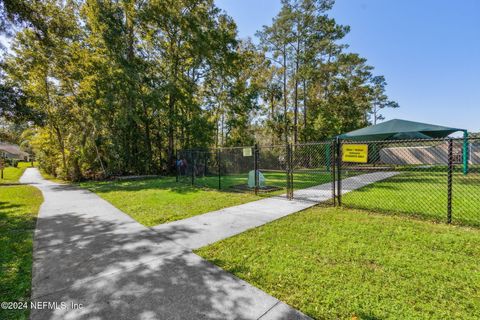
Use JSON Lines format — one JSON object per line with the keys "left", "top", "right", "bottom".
{"left": 256, "top": 144, "right": 291, "bottom": 197}
{"left": 290, "top": 142, "right": 336, "bottom": 204}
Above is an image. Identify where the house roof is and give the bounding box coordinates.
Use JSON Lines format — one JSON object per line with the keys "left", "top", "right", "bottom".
{"left": 0, "top": 143, "right": 29, "bottom": 156}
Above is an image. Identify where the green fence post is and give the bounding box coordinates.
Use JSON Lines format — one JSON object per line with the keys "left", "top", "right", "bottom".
{"left": 331, "top": 140, "right": 336, "bottom": 206}
{"left": 463, "top": 130, "right": 469, "bottom": 175}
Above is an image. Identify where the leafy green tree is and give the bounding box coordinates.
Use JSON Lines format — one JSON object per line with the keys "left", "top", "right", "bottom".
{"left": 0, "top": 0, "right": 398, "bottom": 180}
{"left": 256, "top": 0, "right": 398, "bottom": 142}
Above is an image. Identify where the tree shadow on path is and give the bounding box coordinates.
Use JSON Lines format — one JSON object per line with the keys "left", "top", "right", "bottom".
{"left": 28, "top": 194, "right": 307, "bottom": 320}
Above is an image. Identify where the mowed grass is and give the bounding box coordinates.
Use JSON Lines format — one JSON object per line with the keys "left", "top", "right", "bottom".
{"left": 0, "top": 167, "right": 26, "bottom": 184}
{"left": 196, "top": 207, "right": 480, "bottom": 319}
{"left": 0, "top": 162, "right": 35, "bottom": 185}
{"left": 80, "top": 171, "right": 336, "bottom": 226}
{"left": 17, "top": 161, "right": 36, "bottom": 169}
{"left": 342, "top": 170, "right": 480, "bottom": 226}
{"left": 0, "top": 177, "right": 43, "bottom": 319}
{"left": 79, "top": 177, "right": 260, "bottom": 226}
{"left": 39, "top": 170, "right": 65, "bottom": 184}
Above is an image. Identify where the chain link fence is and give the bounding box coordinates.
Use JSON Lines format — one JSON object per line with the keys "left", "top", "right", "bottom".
{"left": 291, "top": 142, "right": 336, "bottom": 204}
{"left": 177, "top": 137, "right": 480, "bottom": 227}
{"left": 337, "top": 137, "right": 480, "bottom": 227}
{"left": 177, "top": 144, "right": 327, "bottom": 199}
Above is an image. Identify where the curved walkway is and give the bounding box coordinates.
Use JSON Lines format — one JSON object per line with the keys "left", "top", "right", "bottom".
{"left": 21, "top": 168, "right": 397, "bottom": 319}
{"left": 20, "top": 168, "right": 311, "bottom": 320}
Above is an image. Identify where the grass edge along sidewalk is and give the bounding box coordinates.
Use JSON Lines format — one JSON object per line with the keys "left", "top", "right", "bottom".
{"left": 79, "top": 171, "right": 337, "bottom": 226}
{"left": 196, "top": 207, "right": 480, "bottom": 320}
{"left": 0, "top": 166, "right": 43, "bottom": 320}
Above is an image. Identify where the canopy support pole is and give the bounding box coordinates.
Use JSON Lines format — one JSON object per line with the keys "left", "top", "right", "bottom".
{"left": 463, "top": 130, "right": 469, "bottom": 175}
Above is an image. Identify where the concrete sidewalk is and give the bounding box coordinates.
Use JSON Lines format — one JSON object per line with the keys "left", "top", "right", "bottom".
{"left": 20, "top": 168, "right": 311, "bottom": 320}
{"left": 152, "top": 171, "right": 398, "bottom": 249}
{"left": 21, "top": 168, "right": 397, "bottom": 320}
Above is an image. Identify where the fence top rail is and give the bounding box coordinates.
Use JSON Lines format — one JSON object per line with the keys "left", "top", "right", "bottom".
{"left": 218, "top": 145, "right": 255, "bottom": 150}
{"left": 291, "top": 141, "right": 334, "bottom": 147}
{"left": 179, "top": 146, "right": 255, "bottom": 153}
{"left": 178, "top": 137, "right": 479, "bottom": 153}
{"left": 339, "top": 137, "right": 458, "bottom": 144}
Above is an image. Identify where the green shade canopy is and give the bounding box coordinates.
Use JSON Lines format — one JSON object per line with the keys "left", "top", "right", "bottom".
{"left": 338, "top": 119, "right": 465, "bottom": 141}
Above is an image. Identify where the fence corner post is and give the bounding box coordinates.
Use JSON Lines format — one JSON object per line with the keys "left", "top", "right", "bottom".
{"left": 447, "top": 138, "right": 453, "bottom": 224}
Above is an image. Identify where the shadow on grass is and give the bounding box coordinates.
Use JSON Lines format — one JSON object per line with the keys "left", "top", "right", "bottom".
{"left": 0, "top": 201, "right": 22, "bottom": 211}
{"left": 78, "top": 177, "right": 206, "bottom": 195}
{"left": 0, "top": 182, "right": 29, "bottom": 186}
{"left": 356, "top": 312, "right": 383, "bottom": 320}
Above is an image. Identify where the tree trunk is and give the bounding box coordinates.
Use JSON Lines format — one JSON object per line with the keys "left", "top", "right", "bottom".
{"left": 303, "top": 79, "right": 307, "bottom": 139}
{"left": 271, "top": 94, "right": 275, "bottom": 145}
{"left": 142, "top": 101, "right": 153, "bottom": 173}
{"left": 293, "top": 57, "right": 299, "bottom": 145}
{"left": 220, "top": 112, "right": 225, "bottom": 147}
{"left": 283, "top": 45, "right": 288, "bottom": 145}
{"left": 53, "top": 125, "right": 67, "bottom": 178}
{"left": 155, "top": 114, "right": 164, "bottom": 173}
{"left": 167, "top": 93, "right": 175, "bottom": 171}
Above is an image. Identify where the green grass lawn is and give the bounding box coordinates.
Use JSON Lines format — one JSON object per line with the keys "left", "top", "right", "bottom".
{"left": 17, "top": 161, "right": 36, "bottom": 169}
{"left": 39, "top": 169, "right": 66, "bottom": 184}
{"left": 0, "top": 166, "right": 27, "bottom": 184}
{"left": 196, "top": 207, "right": 480, "bottom": 319}
{"left": 0, "top": 168, "right": 43, "bottom": 319}
{"left": 0, "top": 162, "right": 35, "bottom": 185}
{"left": 80, "top": 171, "right": 336, "bottom": 226}
{"left": 342, "top": 170, "right": 480, "bottom": 227}
{"left": 80, "top": 177, "right": 261, "bottom": 226}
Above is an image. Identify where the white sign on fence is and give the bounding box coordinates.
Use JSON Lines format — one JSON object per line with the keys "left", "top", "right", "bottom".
{"left": 243, "top": 147, "right": 252, "bottom": 157}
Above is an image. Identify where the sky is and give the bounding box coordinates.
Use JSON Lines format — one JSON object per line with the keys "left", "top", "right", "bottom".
{"left": 215, "top": 0, "right": 480, "bottom": 133}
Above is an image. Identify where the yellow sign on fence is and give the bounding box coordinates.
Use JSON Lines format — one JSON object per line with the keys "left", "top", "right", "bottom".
{"left": 342, "top": 144, "right": 368, "bottom": 163}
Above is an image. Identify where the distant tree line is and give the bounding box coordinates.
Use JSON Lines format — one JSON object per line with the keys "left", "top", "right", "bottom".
{"left": 0, "top": 0, "right": 398, "bottom": 180}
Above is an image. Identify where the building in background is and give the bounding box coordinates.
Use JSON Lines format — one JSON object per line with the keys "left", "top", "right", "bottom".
{"left": 0, "top": 143, "right": 30, "bottom": 161}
